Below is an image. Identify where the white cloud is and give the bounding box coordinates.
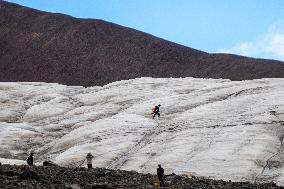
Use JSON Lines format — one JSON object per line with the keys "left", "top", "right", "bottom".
{"left": 218, "top": 20, "right": 284, "bottom": 62}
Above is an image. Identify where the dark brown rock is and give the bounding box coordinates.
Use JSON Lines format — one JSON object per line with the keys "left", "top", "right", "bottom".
{"left": 43, "top": 161, "right": 58, "bottom": 167}
{"left": 0, "top": 1, "right": 284, "bottom": 87}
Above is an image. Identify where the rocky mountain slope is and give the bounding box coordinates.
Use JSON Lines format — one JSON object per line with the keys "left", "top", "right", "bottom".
{"left": 0, "top": 1, "right": 284, "bottom": 86}
{"left": 0, "top": 164, "right": 282, "bottom": 189}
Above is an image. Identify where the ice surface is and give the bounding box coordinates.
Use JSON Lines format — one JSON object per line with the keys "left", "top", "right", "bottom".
{"left": 0, "top": 78, "right": 284, "bottom": 184}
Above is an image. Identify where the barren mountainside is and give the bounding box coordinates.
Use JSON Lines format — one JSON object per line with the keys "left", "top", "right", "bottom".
{"left": 0, "top": 1, "right": 284, "bottom": 86}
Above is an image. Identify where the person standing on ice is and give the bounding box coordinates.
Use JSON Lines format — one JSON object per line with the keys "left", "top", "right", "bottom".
{"left": 26, "top": 152, "right": 34, "bottom": 166}
{"left": 152, "top": 104, "right": 161, "bottom": 119}
{"left": 157, "top": 164, "right": 165, "bottom": 187}
{"left": 86, "top": 153, "right": 94, "bottom": 168}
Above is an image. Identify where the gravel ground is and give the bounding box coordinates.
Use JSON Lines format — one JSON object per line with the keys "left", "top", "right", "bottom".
{"left": 0, "top": 164, "right": 283, "bottom": 189}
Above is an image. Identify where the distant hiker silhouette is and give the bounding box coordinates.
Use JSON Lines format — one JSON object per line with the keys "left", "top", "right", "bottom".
{"left": 157, "top": 164, "right": 165, "bottom": 187}
{"left": 86, "top": 153, "right": 94, "bottom": 168}
{"left": 26, "top": 152, "right": 34, "bottom": 166}
{"left": 152, "top": 104, "right": 161, "bottom": 119}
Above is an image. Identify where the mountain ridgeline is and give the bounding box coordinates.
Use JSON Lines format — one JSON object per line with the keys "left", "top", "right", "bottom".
{"left": 0, "top": 1, "right": 284, "bottom": 86}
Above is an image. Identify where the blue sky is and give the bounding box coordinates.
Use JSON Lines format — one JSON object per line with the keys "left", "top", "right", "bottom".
{"left": 6, "top": 0, "right": 284, "bottom": 61}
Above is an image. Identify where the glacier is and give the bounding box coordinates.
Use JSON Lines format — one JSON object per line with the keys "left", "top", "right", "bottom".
{"left": 0, "top": 77, "right": 284, "bottom": 184}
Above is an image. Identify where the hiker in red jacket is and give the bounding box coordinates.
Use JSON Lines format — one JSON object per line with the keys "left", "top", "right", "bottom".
{"left": 152, "top": 104, "right": 161, "bottom": 119}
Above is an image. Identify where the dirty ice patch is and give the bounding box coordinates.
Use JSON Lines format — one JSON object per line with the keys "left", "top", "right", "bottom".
{"left": 23, "top": 96, "right": 75, "bottom": 122}
{"left": 0, "top": 122, "right": 38, "bottom": 157}
{"left": 51, "top": 113, "right": 156, "bottom": 166}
